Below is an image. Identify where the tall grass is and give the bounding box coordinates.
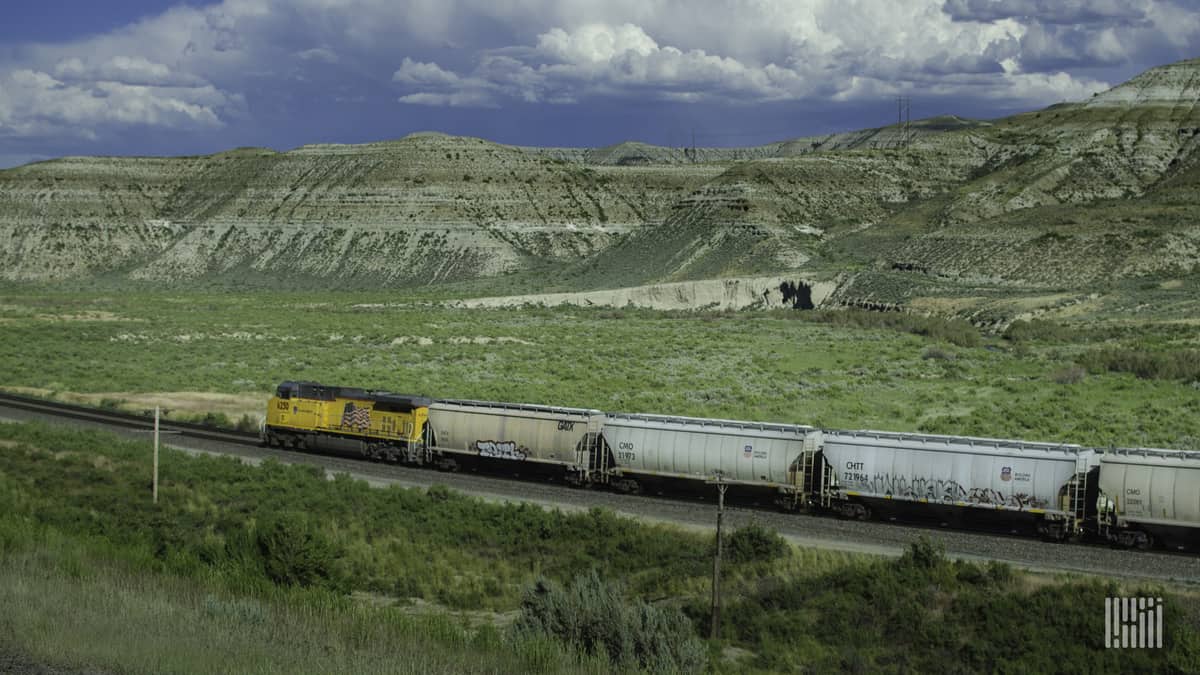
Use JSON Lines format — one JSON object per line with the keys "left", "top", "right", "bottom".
{"left": 0, "top": 527, "right": 608, "bottom": 675}
{"left": 707, "top": 537, "right": 1199, "bottom": 674}
{"left": 1080, "top": 348, "right": 1200, "bottom": 382}
{"left": 795, "top": 308, "right": 982, "bottom": 347}
{"left": 0, "top": 422, "right": 715, "bottom": 610}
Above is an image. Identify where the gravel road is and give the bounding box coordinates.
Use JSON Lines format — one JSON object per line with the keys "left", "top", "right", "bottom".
{"left": 3, "top": 404, "right": 1197, "bottom": 585}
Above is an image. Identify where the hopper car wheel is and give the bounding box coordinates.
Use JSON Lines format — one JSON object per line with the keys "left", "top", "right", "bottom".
{"left": 1113, "top": 530, "right": 1153, "bottom": 550}
{"left": 1038, "top": 522, "right": 1067, "bottom": 543}
{"left": 836, "top": 502, "right": 870, "bottom": 520}
{"left": 614, "top": 478, "right": 641, "bottom": 495}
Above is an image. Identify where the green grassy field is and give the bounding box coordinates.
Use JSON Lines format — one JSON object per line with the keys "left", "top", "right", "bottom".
{"left": 1, "top": 422, "right": 1196, "bottom": 674}
{"left": 1, "top": 290, "right": 1198, "bottom": 449}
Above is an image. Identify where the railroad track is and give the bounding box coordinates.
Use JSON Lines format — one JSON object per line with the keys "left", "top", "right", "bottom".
{"left": 0, "top": 391, "right": 260, "bottom": 446}
{"left": 2, "top": 390, "right": 1198, "bottom": 584}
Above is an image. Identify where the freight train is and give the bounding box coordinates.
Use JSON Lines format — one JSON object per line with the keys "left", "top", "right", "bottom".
{"left": 262, "top": 380, "right": 1200, "bottom": 552}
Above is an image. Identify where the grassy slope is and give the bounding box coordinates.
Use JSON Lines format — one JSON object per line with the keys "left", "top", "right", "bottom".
{"left": 1, "top": 542, "right": 603, "bottom": 675}
{"left": 1, "top": 422, "right": 1197, "bottom": 674}
{"left": 1, "top": 291, "right": 1198, "bottom": 449}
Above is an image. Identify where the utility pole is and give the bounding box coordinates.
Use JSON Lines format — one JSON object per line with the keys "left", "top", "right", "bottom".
{"left": 708, "top": 474, "right": 728, "bottom": 640}
{"left": 135, "top": 406, "right": 178, "bottom": 504}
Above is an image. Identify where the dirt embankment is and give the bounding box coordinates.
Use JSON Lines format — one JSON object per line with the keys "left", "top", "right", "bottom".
{"left": 447, "top": 276, "right": 838, "bottom": 311}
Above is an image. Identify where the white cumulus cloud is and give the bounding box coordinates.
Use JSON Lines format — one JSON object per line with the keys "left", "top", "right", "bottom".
{"left": 0, "top": 0, "right": 1196, "bottom": 150}
{"left": 0, "top": 68, "right": 234, "bottom": 140}
{"left": 391, "top": 16, "right": 1115, "bottom": 107}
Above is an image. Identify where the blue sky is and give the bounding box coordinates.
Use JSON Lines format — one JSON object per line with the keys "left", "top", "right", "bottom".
{"left": 1, "top": 0, "right": 1197, "bottom": 168}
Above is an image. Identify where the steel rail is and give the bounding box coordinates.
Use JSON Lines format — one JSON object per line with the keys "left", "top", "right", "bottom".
{"left": 0, "top": 391, "right": 260, "bottom": 446}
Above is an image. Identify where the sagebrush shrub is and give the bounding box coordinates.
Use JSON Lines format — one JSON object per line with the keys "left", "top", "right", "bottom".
{"left": 512, "top": 570, "right": 706, "bottom": 674}
{"left": 255, "top": 513, "right": 342, "bottom": 589}
{"left": 724, "top": 523, "right": 790, "bottom": 564}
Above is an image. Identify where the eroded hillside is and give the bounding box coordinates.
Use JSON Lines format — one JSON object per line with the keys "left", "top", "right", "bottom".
{"left": 3, "top": 58, "right": 1200, "bottom": 320}
{"left": 0, "top": 134, "right": 723, "bottom": 284}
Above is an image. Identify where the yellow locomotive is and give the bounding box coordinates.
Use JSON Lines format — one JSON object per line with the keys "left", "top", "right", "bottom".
{"left": 264, "top": 381, "right": 432, "bottom": 463}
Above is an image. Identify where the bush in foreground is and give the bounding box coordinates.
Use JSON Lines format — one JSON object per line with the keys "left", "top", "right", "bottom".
{"left": 725, "top": 523, "right": 790, "bottom": 565}
{"left": 512, "top": 569, "right": 707, "bottom": 674}
{"left": 256, "top": 512, "right": 343, "bottom": 590}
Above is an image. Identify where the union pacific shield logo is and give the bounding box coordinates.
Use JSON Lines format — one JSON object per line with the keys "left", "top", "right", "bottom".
{"left": 744, "top": 445, "right": 753, "bottom": 458}
{"left": 1000, "top": 466, "right": 1012, "bottom": 482}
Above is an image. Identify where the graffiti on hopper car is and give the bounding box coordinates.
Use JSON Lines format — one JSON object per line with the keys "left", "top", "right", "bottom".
{"left": 842, "top": 472, "right": 1049, "bottom": 510}
{"left": 475, "top": 440, "right": 528, "bottom": 461}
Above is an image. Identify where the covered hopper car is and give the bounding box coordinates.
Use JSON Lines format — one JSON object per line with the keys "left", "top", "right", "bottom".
{"left": 600, "top": 413, "right": 820, "bottom": 503}
{"left": 425, "top": 399, "right": 606, "bottom": 483}
{"left": 822, "top": 430, "right": 1096, "bottom": 541}
{"left": 1098, "top": 448, "right": 1200, "bottom": 549}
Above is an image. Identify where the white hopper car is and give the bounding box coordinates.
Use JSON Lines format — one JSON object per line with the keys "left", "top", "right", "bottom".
{"left": 599, "top": 413, "right": 820, "bottom": 502}
{"left": 1098, "top": 448, "right": 1200, "bottom": 549}
{"left": 425, "top": 399, "right": 606, "bottom": 483}
{"left": 821, "top": 430, "right": 1096, "bottom": 540}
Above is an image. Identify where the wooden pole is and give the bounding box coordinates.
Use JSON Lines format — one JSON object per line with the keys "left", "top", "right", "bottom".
{"left": 710, "top": 479, "right": 727, "bottom": 640}
{"left": 153, "top": 405, "right": 159, "bottom": 505}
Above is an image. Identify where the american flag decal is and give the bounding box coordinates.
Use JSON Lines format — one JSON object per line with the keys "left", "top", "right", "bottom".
{"left": 341, "top": 402, "right": 371, "bottom": 432}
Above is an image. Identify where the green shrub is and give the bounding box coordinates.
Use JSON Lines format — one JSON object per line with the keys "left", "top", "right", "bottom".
{"left": 985, "top": 560, "right": 1013, "bottom": 584}
{"left": 255, "top": 513, "right": 342, "bottom": 590}
{"left": 234, "top": 414, "right": 260, "bottom": 433}
{"left": 1052, "top": 365, "right": 1087, "bottom": 384}
{"left": 200, "top": 411, "right": 232, "bottom": 428}
{"left": 1080, "top": 348, "right": 1200, "bottom": 382}
{"left": 512, "top": 570, "right": 706, "bottom": 674}
{"left": 801, "top": 309, "right": 981, "bottom": 348}
{"left": 898, "top": 535, "right": 945, "bottom": 570}
{"left": 1004, "top": 319, "right": 1079, "bottom": 343}
{"left": 921, "top": 346, "right": 954, "bottom": 361}
{"left": 725, "top": 523, "right": 789, "bottom": 565}
{"left": 98, "top": 398, "right": 126, "bottom": 411}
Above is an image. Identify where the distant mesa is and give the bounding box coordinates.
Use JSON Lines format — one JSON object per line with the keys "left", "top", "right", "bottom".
{"left": 1, "top": 56, "right": 1199, "bottom": 322}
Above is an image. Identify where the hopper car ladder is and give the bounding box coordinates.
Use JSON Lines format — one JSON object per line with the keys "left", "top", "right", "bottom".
{"left": 585, "top": 415, "right": 608, "bottom": 485}
{"left": 793, "top": 435, "right": 829, "bottom": 510}
{"left": 1067, "top": 457, "right": 1089, "bottom": 535}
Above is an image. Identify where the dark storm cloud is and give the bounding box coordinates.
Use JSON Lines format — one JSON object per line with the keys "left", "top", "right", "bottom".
{"left": 943, "top": 0, "right": 1148, "bottom": 25}
{"left": 0, "top": 0, "right": 1197, "bottom": 166}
